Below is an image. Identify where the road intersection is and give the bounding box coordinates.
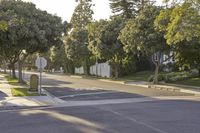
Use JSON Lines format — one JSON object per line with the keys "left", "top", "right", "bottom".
{"left": 0, "top": 72, "right": 200, "bottom": 133}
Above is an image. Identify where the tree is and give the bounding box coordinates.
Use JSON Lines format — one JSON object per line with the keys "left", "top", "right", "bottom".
{"left": 165, "top": 1, "right": 199, "bottom": 45}
{"left": 174, "top": 40, "right": 200, "bottom": 75}
{"left": 110, "top": 0, "right": 138, "bottom": 19}
{"left": 155, "top": 0, "right": 200, "bottom": 44}
{"left": 109, "top": 0, "right": 153, "bottom": 19}
{"left": 49, "top": 44, "right": 74, "bottom": 73}
{"left": 0, "top": 0, "right": 64, "bottom": 81}
{"left": 65, "top": 0, "right": 93, "bottom": 75}
{"left": 119, "top": 6, "right": 170, "bottom": 84}
{"left": 71, "top": 0, "right": 93, "bottom": 28}
{"left": 88, "top": 17, "right": 125, "bottom": 78}
{"left": 155, "top": 0, "right": 200, "bottom": 76}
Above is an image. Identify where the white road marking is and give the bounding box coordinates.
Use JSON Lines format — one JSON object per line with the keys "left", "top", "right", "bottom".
{"left": 1, "top": 96, "right": 199, "bottom": 113}
{"left": 100, "top": 108, "right": 168, "bottom": 133}
{"left": 58, "top": 91, "right": 115, "bottom": 98}
{"left": 0, "top": 97, "right": 158, "bottom": 113}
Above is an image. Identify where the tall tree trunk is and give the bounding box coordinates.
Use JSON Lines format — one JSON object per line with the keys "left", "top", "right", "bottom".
{"left": 66, "top": 61, "right": 74, "bottom": 74}
{"left": 18, "top": 54, "right": 28, "bottom": 83}
{"left": 18, "top": 60, "right": 23, "bottom": 83}
{"left": 3, "top": 67, "right": 6, "bottom": 74}
{"left": 198, "top": 67, "right": 200, "bottom": 77}
{"left": 152, "top": 52, "right": 162, "bottom": 84}
{"left": 153, "top": 64, "right": 159, "bottom": 84}
{"left": 9, "top": 69, "right": 12, "bottom": 77}
{"left": 114, "top": 65, "right": 119, "bottom": 79}
{"left": 83, "top": 57, "right": 89, "bottom": 75}
{"left": 70, "top": 64, "right": 75, "bottom": 74}
{"left": 3, "top": 61, "right": 7, "bottom": 74}
{"left": 11, "top": 63, "right": 16, "bottom": 79}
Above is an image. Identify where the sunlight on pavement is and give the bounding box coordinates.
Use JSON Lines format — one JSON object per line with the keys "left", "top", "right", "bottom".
{"left": 154, "top": 96, "right": 200, "bottom": 101}
{"left": 20, "top": 110, "right": 109, "bottom": 133}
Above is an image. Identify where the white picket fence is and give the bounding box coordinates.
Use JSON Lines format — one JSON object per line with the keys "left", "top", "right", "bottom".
{"left": 75, "top": 62, "right": 111, "bottom": 78}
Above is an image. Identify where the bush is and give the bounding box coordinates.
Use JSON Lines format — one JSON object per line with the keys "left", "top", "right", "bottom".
{"left": 189, "top": 69, "right": 198, "bottom": 77}
{"left": 148, "top": 70, "right": 198, "bottom": 83}
{"left": 148, "top": 75, "right": 154, "bottom": 82}
{"left": 148, "top": 74, "right": 165, "bottom": 82}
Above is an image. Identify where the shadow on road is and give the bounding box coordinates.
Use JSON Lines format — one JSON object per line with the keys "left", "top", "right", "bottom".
{"left": 0, "top": 91, "right": 7, "bottom": 101}
{"left": 44, "top": 86, "right": 145, "bottom": 101}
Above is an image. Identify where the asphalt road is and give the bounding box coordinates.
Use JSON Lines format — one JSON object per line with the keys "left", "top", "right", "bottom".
{"left": 0, "top": 99, "right": 200, "bottom": 133}
{"left": 2, "top": 71, "right": 197, "bottom": 133}
{"left": 21, "top": 72, "right": 193, "bottom": 101}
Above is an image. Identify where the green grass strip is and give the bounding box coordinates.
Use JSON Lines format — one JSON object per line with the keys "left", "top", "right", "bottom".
{"left": 11, "top": 88, "right": 39, "bottom": 97}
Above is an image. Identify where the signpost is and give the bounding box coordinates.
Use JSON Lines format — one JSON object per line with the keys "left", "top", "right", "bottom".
{"left": 35, "top": 57, "right": 47, "bottom": 95}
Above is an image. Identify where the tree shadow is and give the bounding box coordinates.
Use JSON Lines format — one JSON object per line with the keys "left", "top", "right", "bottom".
{"left": 0, "top": 91, "right": 7, "bottom": 100}
{"left": 44, "top": 86, "right": 145, "bottom": 101}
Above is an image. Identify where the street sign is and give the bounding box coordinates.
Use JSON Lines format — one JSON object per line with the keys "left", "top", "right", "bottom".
{"left": 35, "top": 57, "right": 47, "bottom": 71}
{"left": 35, "top": 57, "right": 47, "bottom": 95}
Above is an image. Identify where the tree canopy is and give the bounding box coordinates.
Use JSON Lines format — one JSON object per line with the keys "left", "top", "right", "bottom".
{"left": 64, "top": 0, "right": 93, "bottom": 75}
{"left": 155, "top": 0, "right": 200, "bottom": 75}
{"left": 0, "top": 0, "right": 64, "bottom": 80}
{"left": 119, "top": 5, "right": 170, "bottom": 83}
{"left": 88, "top": 17, "right": 125, "bottom": 78}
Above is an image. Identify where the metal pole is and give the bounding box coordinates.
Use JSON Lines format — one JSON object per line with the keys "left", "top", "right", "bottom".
{"left": 39, "top": 58, "right": 42, "bottom": 95}
{"left": 22, "top": 65, "right": 24, "bottom": 80}
{"left": 40, "top": 70, "right": 42, "bottom": 95}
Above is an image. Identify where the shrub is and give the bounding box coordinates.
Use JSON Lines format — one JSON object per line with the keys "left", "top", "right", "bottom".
{"left": 148, "top": 74, "right": 165, "bottom": 82}
{"left": 148, "top": 75, "right": 154, "bottom": 82}
{"left": 148, "top": 70, "right": 198, "bottom": 83}
{"left": 189, "top": 69, "right": 198, "bottom": 77}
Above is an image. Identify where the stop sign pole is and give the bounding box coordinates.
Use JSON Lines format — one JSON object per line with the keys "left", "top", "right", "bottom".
{"left": 39, "top": 58, "right": 42, "bottom": 95}
{"left": 35, "top": 57, "right": 47, "bottom": 95}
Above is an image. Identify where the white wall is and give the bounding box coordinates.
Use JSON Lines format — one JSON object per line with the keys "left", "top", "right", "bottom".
{"left": 75, "top": 66, "right": 84, "bottom": 74}
{"left": 162, "top": 52, "right": 175, "bottom": 65}
{"left": 90, "top": 62, "right": 111, "bottom": 78}
{"left": 75, "top": 62, "right": 111, "bottom": 78}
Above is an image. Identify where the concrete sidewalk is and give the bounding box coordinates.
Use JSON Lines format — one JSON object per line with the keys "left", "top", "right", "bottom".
{"left": 0, "top": 74, "right": 61, "bottom": 107}
{"left": 0, "top": 75, "right": 12, "bottom": 97}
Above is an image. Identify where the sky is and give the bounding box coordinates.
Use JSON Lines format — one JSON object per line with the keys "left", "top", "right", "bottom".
{"left": 23, "top": 0, "right": 163, "bottom": 22}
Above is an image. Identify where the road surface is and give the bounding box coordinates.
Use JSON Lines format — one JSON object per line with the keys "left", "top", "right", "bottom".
{"left": 0, "top": 71, "right": 199, "bottom": 133}
{"left": 22, "top": 72, "right": 193, "bottom": 101}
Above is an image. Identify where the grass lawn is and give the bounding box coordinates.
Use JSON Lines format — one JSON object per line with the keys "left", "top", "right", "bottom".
{"left": 11, "top": 88, "right": 39, "bottom": 96}
{"left": 5, "top": 75, "right": 18, "bottom": 85}
{"left": 172, "top": 77, "right": 200, "bottom": 87}
{"left": 117, "top": 71, "right": 153, "bottom": 82}
{"left": 5, "top": 75, "right": 40, "bottom": 96}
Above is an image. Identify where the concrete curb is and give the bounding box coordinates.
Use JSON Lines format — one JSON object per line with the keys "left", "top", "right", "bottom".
{"left": 98, "top": 79, "right": 125, "bottom": 84}
{"left": 23, "top": 78, "right": 64, "bottom": 104}
{"left": 148, "top": 84, "right": 200, "bottom": 95}
{"left": 126, "top": 83, "right": 149, "bottom": 88}
{"left": 97, "top": 79, "right": 200, "bottom": 96}
{"left": 70, "top": 75, "right": 83, "bottom": 79}
{"left": 98, "top": 79, "right": 150, "bottom": 88}
{"left": 41, "top": 88, "right": 66, "bottom": 104}
{"left": 0, "top": 96, "right": 50, "bottom": 107}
